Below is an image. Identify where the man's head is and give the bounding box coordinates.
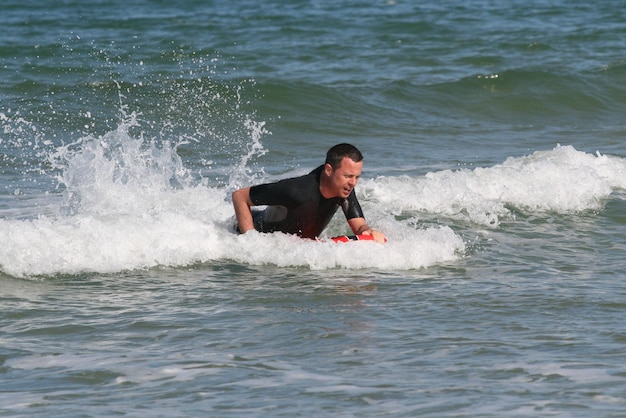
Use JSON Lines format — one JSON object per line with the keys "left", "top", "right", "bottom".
{"left": 325, "top": 143, "right": 363, "bottom": 169}
{"left": 322, "top": 143, "right": 364, "bottom": 199}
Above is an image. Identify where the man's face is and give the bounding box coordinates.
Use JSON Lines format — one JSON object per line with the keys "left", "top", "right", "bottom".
{"left": 326, "top": 157, "right": 363, "bottom": 198}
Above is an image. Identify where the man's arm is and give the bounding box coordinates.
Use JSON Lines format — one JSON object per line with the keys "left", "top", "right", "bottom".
{"left": 347, "top": 217, "right": 387, "bottom": 244}
{"left": 232, "top": 187, "right": 255, "bottom": 233}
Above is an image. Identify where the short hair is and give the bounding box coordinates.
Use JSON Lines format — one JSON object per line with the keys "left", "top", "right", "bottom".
{"left": 325, "top": 143, "right": 363, "bottom": 169}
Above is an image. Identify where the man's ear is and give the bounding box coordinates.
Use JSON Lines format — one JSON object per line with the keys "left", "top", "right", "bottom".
{"left": 323, "top": 163, "right": 333, "bottom": 176}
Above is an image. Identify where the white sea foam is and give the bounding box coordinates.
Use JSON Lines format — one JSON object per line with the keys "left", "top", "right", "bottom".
{"left": 2, "top": 122, "right": 625, "bottom": 277}
{"left": 363, "top": 144, "right": 626, "bottom": 226}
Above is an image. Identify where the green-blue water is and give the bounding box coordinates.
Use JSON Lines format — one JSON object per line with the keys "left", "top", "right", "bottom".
{"left": 1, "top": 1, "right": 626, "bottom": 416}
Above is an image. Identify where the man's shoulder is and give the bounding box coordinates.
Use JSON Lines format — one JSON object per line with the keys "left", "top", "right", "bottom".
{"left": 282, "top": 166, "right": 321, "bottom": 192}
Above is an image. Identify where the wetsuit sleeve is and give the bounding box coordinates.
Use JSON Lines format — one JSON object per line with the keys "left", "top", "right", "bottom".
{"left": 342, "top": 190, "right": 364, "bottom": 220}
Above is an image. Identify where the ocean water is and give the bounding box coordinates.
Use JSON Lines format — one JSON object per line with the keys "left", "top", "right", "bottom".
{"left": 1, "top": 0, "right": 626, "bottom": 416}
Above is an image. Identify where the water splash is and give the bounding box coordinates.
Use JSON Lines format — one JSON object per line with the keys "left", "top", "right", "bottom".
{"left": 47, "top": 114, "right": 193, "bottom": 216}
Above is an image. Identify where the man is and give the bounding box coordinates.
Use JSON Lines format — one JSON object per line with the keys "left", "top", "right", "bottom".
{"left": 232, "top": 143, "right": 386, "bottom": 243}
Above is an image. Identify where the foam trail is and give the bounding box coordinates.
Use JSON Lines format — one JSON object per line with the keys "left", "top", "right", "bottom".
{"left": 364, "top": 145, "right": 626, "bottom": 226}
{"left": 0, "top": 201, "right": 464, "bottom": 277}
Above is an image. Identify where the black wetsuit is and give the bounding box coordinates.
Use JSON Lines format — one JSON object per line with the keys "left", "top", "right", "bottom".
{"left": 247, "top": 165, "right": 364, "bottom": 239}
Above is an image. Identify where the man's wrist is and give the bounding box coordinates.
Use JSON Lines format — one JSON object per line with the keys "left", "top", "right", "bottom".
{"left": 358, "top": 225, "right": 371, "bottom": 234}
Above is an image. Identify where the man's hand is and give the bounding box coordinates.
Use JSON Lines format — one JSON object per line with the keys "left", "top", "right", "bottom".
{"left": 360, "top": 228, "right": 387, "bottom": 244}
{"left": 349, "top": 217, "right": 387, "bottom": 244}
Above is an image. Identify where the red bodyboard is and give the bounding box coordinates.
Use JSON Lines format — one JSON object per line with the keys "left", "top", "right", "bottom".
{"left": 330, "top": 234, "right": 378, "bottom": 243}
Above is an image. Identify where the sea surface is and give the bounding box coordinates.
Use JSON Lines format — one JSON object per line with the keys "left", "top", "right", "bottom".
{"left": 2, "top": 1, "right": 626, "bottom": 416}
